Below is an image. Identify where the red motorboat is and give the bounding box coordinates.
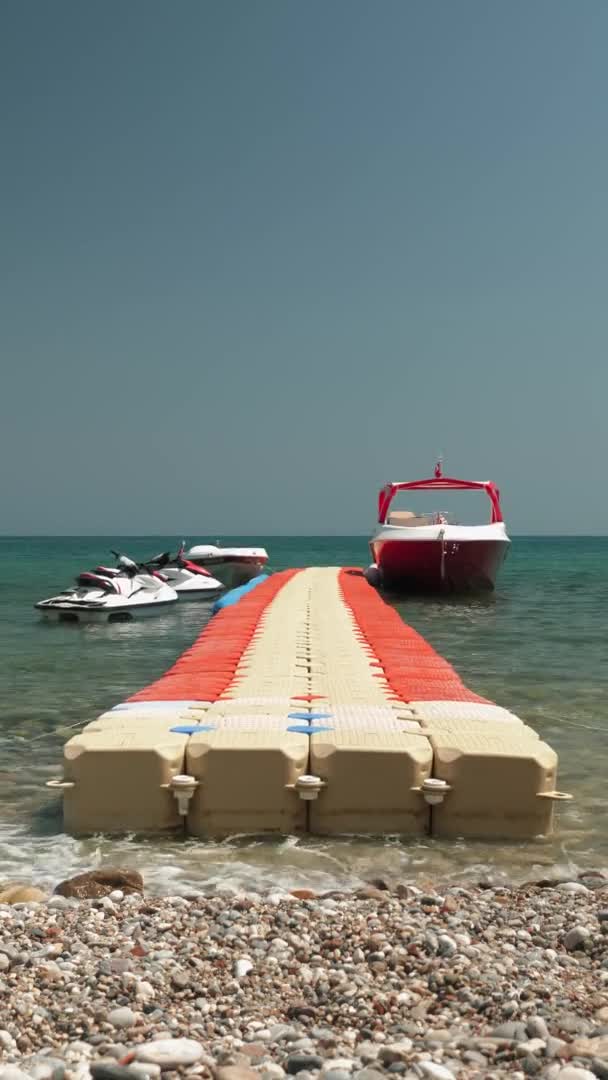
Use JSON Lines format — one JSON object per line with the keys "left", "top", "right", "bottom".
{"left": 368, "top": 462, "right": 510, "bottom": 592}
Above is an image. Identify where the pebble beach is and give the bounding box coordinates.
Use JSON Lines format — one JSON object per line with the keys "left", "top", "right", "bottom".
{"left": 1, "top": 870, "right": 608, "bottom": 1080}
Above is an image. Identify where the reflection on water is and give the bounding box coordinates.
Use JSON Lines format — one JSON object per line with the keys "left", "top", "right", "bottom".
{"left": 0, "top": 535, "right": 607, "bottom": 892}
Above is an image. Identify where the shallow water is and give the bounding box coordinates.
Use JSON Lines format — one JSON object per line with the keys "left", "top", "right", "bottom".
{"left": 0, "top": 535, "right": 606, "bottom": 893}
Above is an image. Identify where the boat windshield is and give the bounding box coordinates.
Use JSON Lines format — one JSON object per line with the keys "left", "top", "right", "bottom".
{"left": 387, "top": 509, "right": 459, "bottom": 527}
{"left": 378, "top": 473, "right": 503, "bottom": 526}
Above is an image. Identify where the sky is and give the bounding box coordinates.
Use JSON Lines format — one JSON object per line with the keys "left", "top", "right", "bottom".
{"left": 1, "top": 0, "right": 607, "bottom": 536}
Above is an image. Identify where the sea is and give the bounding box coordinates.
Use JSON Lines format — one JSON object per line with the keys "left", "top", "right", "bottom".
{"left": 0, "top": 535, "right": 606, "bottom": 895}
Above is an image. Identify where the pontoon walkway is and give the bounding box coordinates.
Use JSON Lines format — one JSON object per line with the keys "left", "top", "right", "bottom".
{"left": 50, "top": 568, "right": 570, "bottom": 839}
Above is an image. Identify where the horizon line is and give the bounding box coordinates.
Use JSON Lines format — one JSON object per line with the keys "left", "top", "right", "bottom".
{"left": 1, "top": 532, "right": 608, "bottom": 540}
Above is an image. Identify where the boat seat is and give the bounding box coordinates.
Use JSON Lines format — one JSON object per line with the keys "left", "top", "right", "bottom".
{"left": 77, "top": 572, "right": 119, "bottom": 592}
{"left": 388, "top": 511, "right": 431, "bottom": 526}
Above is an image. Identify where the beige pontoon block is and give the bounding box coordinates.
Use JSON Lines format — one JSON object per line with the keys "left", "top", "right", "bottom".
{"left": 318, "top": 705, "right": 421, "bottom": 733}
{"left": 186, "top": 730, "right": 309, "bottom": 837}
{"left": 83, "top": 708, "right": 199, "bottom": 732}
{"left": 429, "top": 730, "right": 562, "bottom": 839}
{"left": 410, "top": 701, "right": 525, "bottom": 725}
{"left": 204, "top": 704, "right": 292, "bottom": 718}
{"left": 309, "top": 730, "right": 432, "bottom": 835}
{"left": 59, "top": 728, "right": 189, "bottom": 834}
{"left": 416, "top": 717, "right": 539, "bottom": 740}
{"left": 208, "top": 714, "right": 293, "bottom": 730}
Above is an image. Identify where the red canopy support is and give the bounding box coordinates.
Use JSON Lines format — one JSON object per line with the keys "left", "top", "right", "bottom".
{"left": 377, "top": 476, "right": 503, "bottom": 524}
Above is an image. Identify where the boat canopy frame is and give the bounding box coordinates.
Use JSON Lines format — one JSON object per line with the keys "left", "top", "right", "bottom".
{"left": 377, "top": 475, "right": 504, "bottom": 525}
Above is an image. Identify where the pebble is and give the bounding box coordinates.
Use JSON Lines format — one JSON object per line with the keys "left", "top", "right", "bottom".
{"left": 517, "top": 1038, "right": 547, "bottom": 1056}
{"left": 545, "top": 1036, "right": 569, "bottom": 1059}
{"left": 106, "top": 1007, "right": 137, "bottom": 1029}
{"left": 215, "top": 1069, "right": 260, "bottom": 1080}
{"left": 526, "top": 1016, "right": 550, "bottom": 1039}
{"left": 378, "top": 1044, "right": 413, "bottom": 1065}
{"left": 564, "top": 926, "right": 591, "bottom": 951}
{"left": 417, "top": 1065, "right": 455, "bottom": 1080}
{"left": 134, "top": 1039, "right": 204, "bottom": 1068}
{"left": 234, "top": 958, "right": 254, "bottom": 978}
{"left": 553, "top": 1069, "right": 597, "bottom": 1080}
{"left": 286, "top": 1054, "right": 324, "bottom": 1074}
{"left": 0, "top": 875, "right": 604, "bottom": 1079}
{"left": 90, "top": 1068, "right": 135, "bottom": 1080}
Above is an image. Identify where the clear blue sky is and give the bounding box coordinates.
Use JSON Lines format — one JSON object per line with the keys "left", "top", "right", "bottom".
{"left": 2, "top": 0, "right": 607, "bottom": 535}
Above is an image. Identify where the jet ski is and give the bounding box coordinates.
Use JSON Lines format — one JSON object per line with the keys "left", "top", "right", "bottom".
{"left": 145, "top": 545, "right": 224, "bottom": 600}
{"left": 35, "top": 552, "right": 179, "bottom": 623}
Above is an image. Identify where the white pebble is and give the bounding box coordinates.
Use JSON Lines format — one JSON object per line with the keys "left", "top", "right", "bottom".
{"left": 234, "top": 957, "right": 253, "bottom": 978}
{"left": 108, "top": 1006, "right": 137, "bottom": 1028}
{"left": 418, "top": 1065, "right": 456, "bottom": 1080}
{"left": 555, "top": 1069, "right": 598, "bottom": 1080}
{"left": 135, "top": 1038, "right": 204, "bottom": 1068}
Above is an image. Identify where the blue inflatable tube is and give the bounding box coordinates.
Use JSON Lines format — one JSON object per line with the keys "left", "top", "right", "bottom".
{"left": 212, "top": 574, "right": 269, "bottom": 614}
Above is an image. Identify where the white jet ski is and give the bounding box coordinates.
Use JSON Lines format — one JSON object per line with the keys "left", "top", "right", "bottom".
{"left": 35, "top": 552, "right": 179, "bottom": 623}
{"left": 145, "top": 546, "right": 224, "bottom": 600}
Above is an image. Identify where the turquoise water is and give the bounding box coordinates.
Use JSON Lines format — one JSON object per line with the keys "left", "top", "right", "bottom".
{"left": 0, "top": 535, "right": 606, "bottom": 893}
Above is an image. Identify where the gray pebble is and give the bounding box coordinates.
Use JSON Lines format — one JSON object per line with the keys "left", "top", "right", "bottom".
{"left": 107, "top": 1007, "right": 136, "bottom": 1029}
{"left": 492, "top": 1022, "right": 528, "bottom": 1041}
{"left": 526, "top": 1017, "right": 550, "bottom": 1040}
{"left": 91, "top": 1068, "right": 135, "bottom": 1080}
{"left": 27, "top": 1062, "right": 65, "bottom": 1080}
{"left": 461, "top": 1051, "right": 488, "bottom": 1067}
{"left": 564, "top": 927, "right": 591, "bottom": 951}
{"left": 545, "top": 1037, "right": 569, "bottom": 1060}
{"left": 521, "top": 1056, "right": 541, "bottom": 1075}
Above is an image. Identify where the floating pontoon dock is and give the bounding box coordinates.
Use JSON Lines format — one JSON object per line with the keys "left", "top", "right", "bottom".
{"left": 50, "top": 568, "right": 570, "bottom": 839}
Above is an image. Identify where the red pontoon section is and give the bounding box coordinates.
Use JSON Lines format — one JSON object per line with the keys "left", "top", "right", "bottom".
{"left": 339, "top": 568, "right": 491, "bottom": 703}
{"left": 128, "top": 569, "right": 301, "bottom": 703}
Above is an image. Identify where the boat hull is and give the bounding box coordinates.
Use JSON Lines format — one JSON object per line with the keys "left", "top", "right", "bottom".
{"left": 173, "top": 582, "right": 224, "bottom": 600}
{"left": 188, "top": 556, "right": 268, "bottom": 589}
{"left": 36, "top": 598, "right": 179, "bottom": 623}
{"left": 370, "top": 537, "right": 509, "bottom": 593}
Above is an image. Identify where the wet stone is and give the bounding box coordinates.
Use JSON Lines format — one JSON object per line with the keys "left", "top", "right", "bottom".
{"left": 286, "top": 1054, "right": 324, "bottom": 1074}
{"left": 90, "top": 1068, "right": 135, "bottom": 1080}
